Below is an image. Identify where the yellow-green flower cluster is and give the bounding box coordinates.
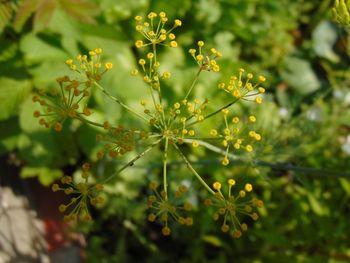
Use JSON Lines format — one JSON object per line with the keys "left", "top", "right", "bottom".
{"left": 218, "top": 68, "right": 266, "bottom": 104}
{"left": 134, "top": 12, "right": 182, "bottom": 49}
{"left": 210, "top": 109, "right": 261, "bottom": 166}
{"left": 65, "top": 48, "right": 113, "bottom": 82}
{"left": 147, "top": 182, "right": 193, "bottom": 236}
{"left": 332, "top": 0, "right": 350, "bottom": 26}
{"left": 51, "top": 163, "right": 104, "bottom": 222}
{"left": 132, "top": 13, "right": 182, "bottom": 95}
{"left": 40, "top": 11, "right": 268, "bottom": 239}
{"left": 32, "top": 76, "right": 93, "bottom": 132}
{"left": 189, "top": 41, "right": 222, "bottom": 72}
{"left": 205, "top": 180, "right": 263, "bottom": 238}
{"left": 136, "top": 54, "right": 163, "bottom": 91}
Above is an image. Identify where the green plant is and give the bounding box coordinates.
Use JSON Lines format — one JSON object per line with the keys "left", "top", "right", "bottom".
{"left": 32, "top": 11, "right": 267, "bottom": 238}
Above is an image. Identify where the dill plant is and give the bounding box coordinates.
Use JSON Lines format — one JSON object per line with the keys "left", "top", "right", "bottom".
{"left": 32, "top": 11, "right": 267, "bottom": 238}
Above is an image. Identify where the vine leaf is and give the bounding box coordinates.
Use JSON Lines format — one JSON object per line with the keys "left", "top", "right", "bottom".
{"left": 13, "top": 0, "right": 99, "bottom": 32}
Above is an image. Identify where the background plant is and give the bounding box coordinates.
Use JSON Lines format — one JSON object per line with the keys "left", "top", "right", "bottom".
{"left": 1, "top": 0, "right": 350, "bottom": 262}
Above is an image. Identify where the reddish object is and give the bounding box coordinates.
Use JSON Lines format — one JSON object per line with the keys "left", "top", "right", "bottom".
{"left": 43, "top": 219, "right": 66, "bottom": 252}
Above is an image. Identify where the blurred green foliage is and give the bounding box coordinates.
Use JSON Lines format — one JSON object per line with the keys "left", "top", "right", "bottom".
{"left": 1, "top": 0, "right": 350, "bottom": 262}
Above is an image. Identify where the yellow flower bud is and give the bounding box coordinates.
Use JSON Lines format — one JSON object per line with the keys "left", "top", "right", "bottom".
{"left": 105, "top": 62, "right": 113, "bottom": 70}
{"left": 174, "top": 19, "right": 182, "bottom": 27}
{"left": 245, "top": 183, "right": 253, "bottom": 192}
{"left": 197, "top": 41, "right": 204, "bottom": 47}
{"left": 170, "top": 41, "right": 178, "bottom": 48}
{"left": 135, "top": 40, "right": 143, "bottom": 48}
{"left": 213, "top": 182, "right": 221, "bottom": 190}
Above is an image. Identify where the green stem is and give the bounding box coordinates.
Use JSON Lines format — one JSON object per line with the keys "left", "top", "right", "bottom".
{"left": 76, "top": 116, "right": 104, "bottom": 128}
{"left": 184, "top": 68, "right": 202, "bottom": 100}
{"left": 182, "top": 139, "right": 239, "bottom": 160}
{"left": 99, "top": 138, "right": 162, "bottom": 185}
{"left": 163, "top": 137, "right": 169, "bottom": 200}
{"left": 187, "top": 98, "right": 239, "bottom": 128}
{"left": 76, "top": 115, "right": 162, "bottom": 137}
{"left": 94, "top": 81, "right": 149, "bottom": 123}
{"left": 153, "top": 43, "right": 166, "bottom": 127}
{"left": 173, "top": 143, "right": 215, "bottom": 195}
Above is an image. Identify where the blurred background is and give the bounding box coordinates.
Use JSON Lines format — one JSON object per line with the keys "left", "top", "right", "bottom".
{"left": 1, "top": 0, "right": 350, "bottom": 262}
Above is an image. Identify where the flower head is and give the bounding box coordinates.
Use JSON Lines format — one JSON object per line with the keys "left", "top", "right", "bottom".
{"left": 32, "top": 76, "right": 92, "bottom": 131}
{"left": 134, "top": 12, "right": 182, "bottom": 48}
{"left": 189, "top": 41, "right": 221, "bottom": 72}
{"left": 51, "top": 163, "right": 105, "bottom": 222}
{"left": 147, "top": 182, "right": 193, "bottom": 235}
{"left": 205, "top": 179, "right": 263, "bottom": 238}
{"left": 217, "top": 69, "right": 266, "bottom": 104}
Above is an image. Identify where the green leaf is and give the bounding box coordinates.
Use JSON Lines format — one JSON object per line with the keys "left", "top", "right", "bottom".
{"left": 20, "top": 33, "right": 68, "bottom": 64}
{"left": 312, "top": 20, "right": 339, "bottom": 63}
{"left": 0, "top": 2, "right": 17, "bottom": 32}
{"left": 0, "top": 117, "right": 21, "bottom": 155}
{"left": 201, "top": 235, "right": 222, "bottom": 247}
{"left": 19, "top": 97, "right": 79, "bottom": 167}
{"left": 307, "top": 193, "right": 327, "bottom": 216}
{"left": 0, "top": 77, "right": 31, "bottom": 120}
{"left": 280, "top": 56, "right": 321, "bottom": 95}
{"left": 77, "top": 122, "right": 100, "bottom": 160}
{"left": 19, "top": 33, "right": 69, "bottom": 86}
{"left": 21, "top": 166, "right": 62, "bottom": 185}
{"left": 19, "top": 94, "right": 44, "bottom": 133}
{"left": 195, "top": 0, "right": 221, "bottom": 25}
{"left": 339, "top": 178, "right": 350, "bottom": 196}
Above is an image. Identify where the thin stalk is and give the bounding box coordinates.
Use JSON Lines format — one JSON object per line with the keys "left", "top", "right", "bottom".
{"left": 94, "top": 81, "right": 149, "bottom": 123}
{"left": 152, "top": 43, "right": 167, "bottom": 127}
{"left": 187, "top": 98, "right": 239, "bottom": 128}
{"left": 173, "top": 143, "right": 215, "bottom": 195}
{"left": 162, "top": 137, "right": 169, "bottom": 200}
{"left": 76, "top": 116, "right": 162, "bottom": 138}
{"left": 183, "top": 139, "right": 239, "bottom": 160}
{"left": 98, "top": 138, "right": 162, "bottom": 185}
{"left": 184, "top": 68, "right": 202, "bottom": 100}
{"left": 76, "top": 116, "right": 104, "bottom": 128}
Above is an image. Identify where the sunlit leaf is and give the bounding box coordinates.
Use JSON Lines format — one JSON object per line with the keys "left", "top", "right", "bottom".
{"left": 0, "top": 117, "right": 21, "bottom": 154}
{"left": 21, "top": 166, "right": 63, "bottom": 185}
{"left": 0, "top": 77, "right": 31, "bottom": 120}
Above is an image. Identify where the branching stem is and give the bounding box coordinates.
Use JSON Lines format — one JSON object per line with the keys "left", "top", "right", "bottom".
{"left": 94, "top": 81, "right": 149, "bottom": 123}
{"left": 173, "top": 143, "right": 215, "bottom": 195}
{"left": 99, "top": 138, "right": 162, "bottom": 185}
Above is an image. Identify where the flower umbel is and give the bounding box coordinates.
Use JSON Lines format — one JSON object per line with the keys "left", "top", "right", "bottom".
{"left": 189, "top": 41, "right": 222, "bottom": 72}
{"left": 205, "top": 180, "right": 263, "bottom": 238}
{"left": 42, "top": 11, "right": 268, "bottom": 238}
{"left": 217, "top": 68, "right": 266, "bottom": 103}
{"left": 134, "top": 12, "right": 182, "bottom": 49}
{"left": 32, "top": 76, "right": 93, "bottom": 131}
{"left": 147, "top": 182, "right": 193, "bottom": 236}
{"left": 51, "top": 163, "right": 104, "bottom": 222}
{"left": 66, "top": 48, "right": 113, "bottom": 81}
